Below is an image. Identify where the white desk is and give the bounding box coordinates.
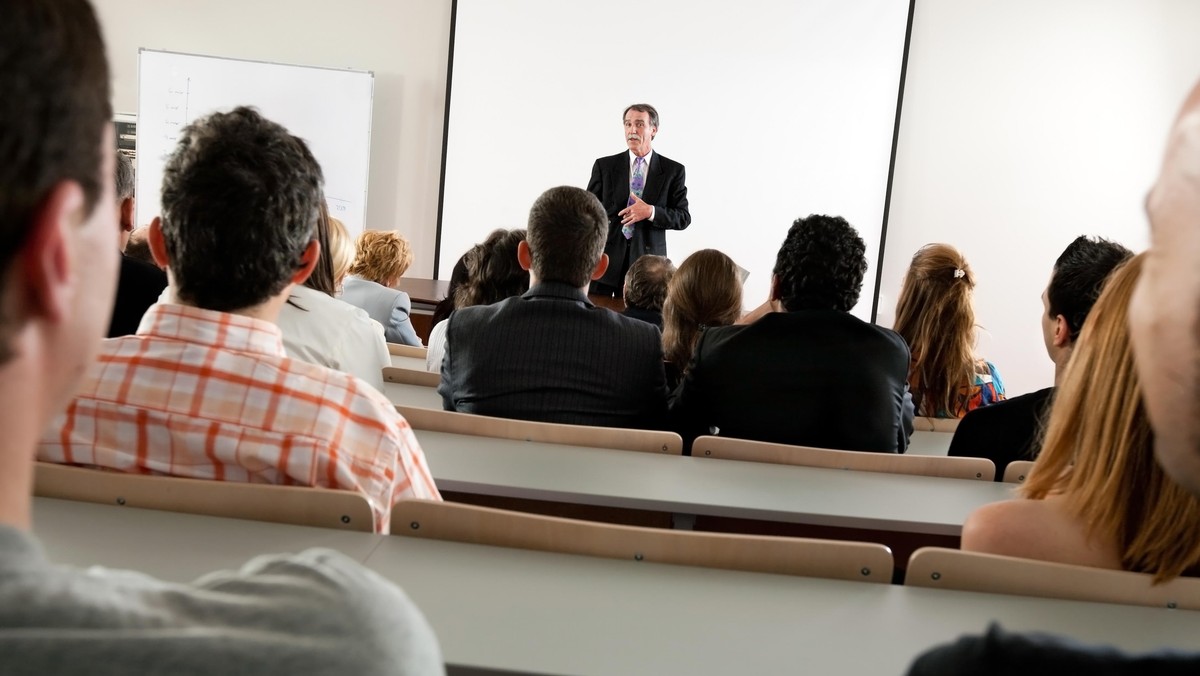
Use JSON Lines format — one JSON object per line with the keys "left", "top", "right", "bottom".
{"left": 415, "top": 430, "right": 1013, "bottom": 536}
{"left": 32, "top": 498, "right": 1200, "bottom": 675}
{"left": 384, "top": 380, "right": 442, "bottom": 409}
{"left": 908, "top": 430, "right": 952, "bottom": 456}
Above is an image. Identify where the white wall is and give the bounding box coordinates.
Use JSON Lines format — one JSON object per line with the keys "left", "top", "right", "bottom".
{"left": 96, "top": 0, "right": 1200, "bottom": 397}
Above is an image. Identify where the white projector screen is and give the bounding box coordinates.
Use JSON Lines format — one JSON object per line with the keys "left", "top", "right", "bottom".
{"left": 438, "top": 0, "right": 912, "bottom": 319}
{"left": 136, "top": 49, "right": 374, "bottom": 235}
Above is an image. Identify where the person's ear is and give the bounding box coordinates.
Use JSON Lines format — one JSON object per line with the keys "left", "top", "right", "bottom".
{"left": 119, "top": 197, "right": 135, "bottom": 233}
{"left": 21, "top": 181, "right": 83, "bottom": 323}
{"left": 1052, "top": 314, "right": 1071, "bottom": 348}
{"left": 590, "top": 253, "right": 610, "bottom": 281}
{"left": 769, "top": 274, "right": 782, "bottom": 302}
{"left": 291, "top": 240, "right": 320, "bottom": 285}
{"left": 148, "top": 217, "right": 172, "bottom": 269}
{"left": 517, "top": 240, "right": 533, "bottom": 271}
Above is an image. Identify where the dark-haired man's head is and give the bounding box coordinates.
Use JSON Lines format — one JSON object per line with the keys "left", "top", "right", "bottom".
{"left": 116, "top": 153, "right": 136, "bottom": 251}
{"left": 149, "top": 106, "right": 323, "bottom": 314}
{"left": 0, "top": 0, "right": 115, "bottom": 378}
{"left": 520, "top": 186, "right": 609, "bottom": 289}
{"left": 771, "top": 215, "right": 867, "bottom": 313}
{"left": 1041, "top": 235, "right": 1133, "bottom": 370}
{"left": 624, "top": 255, "right": 675, "bottom": 312}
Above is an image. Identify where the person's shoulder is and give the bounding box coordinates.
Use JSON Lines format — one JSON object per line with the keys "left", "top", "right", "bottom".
{"left": 961, "top": 499, "right": 1055, "bottom": 559}
{"left": 195, "top": 549, "right": 444, "bottom": 673}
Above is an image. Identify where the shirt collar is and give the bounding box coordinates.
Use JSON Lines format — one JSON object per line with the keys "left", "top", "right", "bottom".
{"left": 628, "top": 148, "right": 654, "bottom": 170}
{"left": 136, "top": 303, "right": 288, "bottom": 357}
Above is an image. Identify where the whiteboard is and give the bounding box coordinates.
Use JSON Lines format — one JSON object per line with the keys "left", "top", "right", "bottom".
{"left": 136, "top": 49, "right": 374, "bottom": 234}
{"left": 439, "top": 0, "right": 910, "bottom": 320}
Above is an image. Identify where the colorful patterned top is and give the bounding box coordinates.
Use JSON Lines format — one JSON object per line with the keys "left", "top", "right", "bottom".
{"left": 911, "top": 358, "right": 1006, "bottom": 419}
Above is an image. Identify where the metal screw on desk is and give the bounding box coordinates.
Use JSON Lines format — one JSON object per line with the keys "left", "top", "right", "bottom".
{"left": 410, "top": 521, "right": 420, "bottom": 530}
{"left": 931, "top": 572, "right": 942, "bottom": 581}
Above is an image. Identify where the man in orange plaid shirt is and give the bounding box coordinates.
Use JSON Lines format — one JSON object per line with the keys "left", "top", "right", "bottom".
{"left": 37, "top": 106, "right": 440, "bottom": 533}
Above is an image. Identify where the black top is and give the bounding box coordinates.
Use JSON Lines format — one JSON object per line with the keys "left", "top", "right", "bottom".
{"left": 948, "top": 387, "right": 1055, "bottom": 480}
{"left": 107, "top": 254, "right": 168, "bottom": 338}
{"left": 622, "top": 305, "right": 663, "bottom": 328}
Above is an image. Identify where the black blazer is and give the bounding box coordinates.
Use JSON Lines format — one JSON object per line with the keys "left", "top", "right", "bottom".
{"left": 948, "top": 386, "right": 1055, "bottom": 480}
{"left": 587, "top": 150, "right": 690, "bottom": 288}
{"left": 670, "top": 310, "right": 915, "bottom": 453}
{"left": 107, "top": 254, "right": 168, "bottom": 338}
{"left": 439, "top": 281, "right": 668, "bottom": 429}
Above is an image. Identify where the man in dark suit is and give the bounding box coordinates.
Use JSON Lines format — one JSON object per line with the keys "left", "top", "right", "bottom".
{"left": 108, "top": 153, "right": 167, "bottom": 337}
{"left": 622, "top": 254, "right": 674, "bottom": 328}
{"left": 439, "top": 186, "right": 668, "bottom": 429}
{"left": 587, "top": 103, "right": 690, "bottom": 296}
{"left": 948, "top": 236, "right": 1131, "bottom": 478}
{"left": 671, "top": 215, "right": 914, "bottom": 453}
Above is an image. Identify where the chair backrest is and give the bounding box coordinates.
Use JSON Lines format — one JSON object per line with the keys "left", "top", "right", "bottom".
{"left": 384, "top": 366, "right": 440, "bottom": 388}
{"left": 905, "top": 547, "right": 1200, "bottom": 609}
{"left": 913, "top": 416, "right": 961, "bottom": 433}
{"left": 691, "top": 436, "right": 995, "bottom": 480}
{"left": 397, "top": 405, "right": 683, "bottom": 455}
{"left": 1002, "top": 460, "right": 1034, "bottom": 484}
{"left": 392, "top": 499, "right": 894, "bottom": 582}
{"left": 388, "top": 343, "right": 429, "bottom": 359}
{"left": 34, "top": 462, "right": 374, "bottom": 532}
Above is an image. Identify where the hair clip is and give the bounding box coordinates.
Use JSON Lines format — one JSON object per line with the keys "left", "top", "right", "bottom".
{"left": 953, "top": 268, "right": 965, "bottom": 279}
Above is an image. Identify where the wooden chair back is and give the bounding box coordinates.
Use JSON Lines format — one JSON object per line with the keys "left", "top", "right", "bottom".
{"left": 692, "top": 436, "right": 995, "bottom": 480}
{"left": 34, "top": 462, "right": 374, "bottom": 532}
{"left": 392, "top": 499, "right": 894, "bottom": 582}
{"left": 388, "top": 343, "right": 429, "bottom": 359}
{"left": 397, "top": 406, "right": 682, "bottom": 455}
{"left": 1002, "top": 460, "right": 1035, "bottom": 484}
{"left": 913, "top": 416, "right": 961, "bottom": 433}
{"left": 384, "top": 366, "right": 441, "bottom": 388}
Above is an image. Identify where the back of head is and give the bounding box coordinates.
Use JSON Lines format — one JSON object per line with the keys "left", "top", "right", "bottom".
{"left": 773, "top": 215, "right": 866, "bottom": 313}
{"left": 326, "top": 217, "right": 354, "bottom": 288}
{"left": 303, "top": 201, "right": 337, "bottom": 297}
{"left": 893, "top": 243, "right": 977, "bottom": 417}
{"left": 115, "top": 152, "right": 135, "bottom": 202}
{"left": 662, "top": 249, "right": 743, "bottom": 369}
{"left": 1025, "top": 253, "right": 1200, "bottom": 582}
{"left": 1048, "top": 235, "right": 1134, "bottom": 342}
{"left": 160, "top": 107, "right": 323, "bottom": 312}
{"left": 0, "top": 0, "right": 111, "bottom": 362}
{"left": 624, "top": 255, "right": 676, "bottom": 311}
{"left": 349, "top": 230, "right": 413, "bottom": 286}
{"left": 454, "top": 228, "right": 529, "bottom": 308}
{"left": 526, "top": 186, "right": 608, "bottom": 287}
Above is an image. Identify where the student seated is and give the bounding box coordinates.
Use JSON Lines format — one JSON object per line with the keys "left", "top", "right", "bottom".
{"left": 439, "top": 187, "right": 668, "bottom": 429}
{"left": 671, "top": 215, "right": 914, "bottom": 453}
{"left": 0, "top": 2, "right": 441, "bottom": 671}
{"left": 341, "top": 230, "right": 423, "bottom": 346}
{"left": 948, "top": 236, "right": 1131, "bottom": 478}
{"left": 108, "top": 153, "right": 168, "bottom": 337}
{"left": 622, "top": 254, "right": 674, "bottom": 328}
{"left": 962, "top": 254, "right": 1200, "bottom": 581}
{"left": 894, "top": 244, "right": 1004, "bottom": 418}
{"left": 38, "top": 107, "right": 440, "bottom": 533}
{"left": 661, "top": 249, "right": 743, "bottom": 389}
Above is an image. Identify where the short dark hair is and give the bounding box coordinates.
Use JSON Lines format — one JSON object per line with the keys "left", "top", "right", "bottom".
{"left": 773, "top": 215, "right": 867, "bottom": 312}
{"left": 115, "top": 152, "right": 135, "bottom": 201}
{"left": 623, "top": 103, "right": 659, "bottom": 129}
{"left": 160, "top": 107, "right": 323, "bottom": 312}
{"left": 526, "top": 186, "right": 608, "bottom": 287}
{"left": 455, "top": 228, "right": 529, "bottom": 308}
{"left": 1, "top": 0, "right": 111, "bottom": 360}
{"left": 1048, "top": 235, "right": 1133, "bottom": 342}
{"left": 624, "top": 255, "right": 675, "bottom": 311}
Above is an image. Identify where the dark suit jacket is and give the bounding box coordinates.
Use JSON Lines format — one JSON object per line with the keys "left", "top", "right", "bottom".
{"left": 107, "top": 254, "right": 168, "bottom": 338}
{"left": 948, "top": 387, "right": 1055, "bottom": 480}
{"left": 671, "top": 310, "right": 915, "bottom": 453}
{"left": 587, "top": 150, "right": 690, "bottom": 288}
{"left": 439, "top": 281, "right": 668, "bottom": 429}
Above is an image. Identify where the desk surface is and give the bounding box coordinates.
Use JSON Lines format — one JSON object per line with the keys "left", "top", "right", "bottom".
{"left": 396, "top": 278, "right": 449, "bottom": 306}
{"left": 415, "top": 430, "right": 1012, "bottom": 535}
{"left": 32, "top": 498, "right": 1200, "bottom": 675}
{"left": 384, "top": 380, "right": 443, "bottom": 408}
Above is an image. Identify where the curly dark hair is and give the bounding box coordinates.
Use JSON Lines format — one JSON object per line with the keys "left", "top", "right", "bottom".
{"left": 455, "top": 228, "right": 529, "bottom": 308}
{"left": 773, "top": 215, "right": 867, "bottom": 312}
{"left": 159, "top": 107, "right": 323, "bottom": 312}
{"left": 1048, "top": 235, "right": 1133, "bottom": 342}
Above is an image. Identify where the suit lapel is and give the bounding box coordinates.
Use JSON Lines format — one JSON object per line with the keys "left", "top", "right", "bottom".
{"left": 640, "top": 154, "right": 665, "bottom": 204}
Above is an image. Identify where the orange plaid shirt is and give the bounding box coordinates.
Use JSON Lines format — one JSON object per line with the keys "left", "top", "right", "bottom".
{"left": 38, "top": 304, "right": 441, "bottom": 533}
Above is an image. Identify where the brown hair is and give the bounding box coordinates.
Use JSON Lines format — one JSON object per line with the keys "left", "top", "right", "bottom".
{"left": 893, "top": 243, "right": 978, "bottom": 417}
{"left": 662, "top": 249, "right": 743, "bottom": 371}
{"left": 349, "top": 230, "right": 413, "bottom": 286}
{"left": 454, "top": 229, "right": 529, "bottom": 308}
{"left": 624, "top": 255, "right": 675, "bottom": 311}
{"left": 327, "top": 217, "right": 354, "bottom": 287}
{"left": 1024, "top": 253, "right": 1200, "bottom": 583}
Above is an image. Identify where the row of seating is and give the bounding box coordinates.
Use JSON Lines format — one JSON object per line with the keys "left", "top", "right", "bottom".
{"left": 34, "top": 462, "right": 1196, "bottom": 610}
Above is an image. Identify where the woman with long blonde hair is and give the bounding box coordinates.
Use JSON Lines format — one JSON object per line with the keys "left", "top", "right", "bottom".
{"left": 962, "top": 253, "right": 1200, "bottom": 582}
{"left": 894, "top": 244, "right": 1004, "bottom": 418}
{"left": 661, "top": 249, "right": 743, "bottom": 387}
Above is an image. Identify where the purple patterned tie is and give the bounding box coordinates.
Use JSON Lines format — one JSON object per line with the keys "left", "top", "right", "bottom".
{"left": 624, "top": 156, "right": 646, "bottom": 239}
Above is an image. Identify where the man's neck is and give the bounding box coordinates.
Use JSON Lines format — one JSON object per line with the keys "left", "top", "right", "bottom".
{"left": 529, "top": 272, "right": 589, "bottom": 296}
{"left": 168, "top": 284, "right": 291, "bottom": 324}
{"left": 1052, "top": 345, "right": 1074, "bottom": 386}
{"left": 0, "top": 334, "right": 54, "bottom": 531}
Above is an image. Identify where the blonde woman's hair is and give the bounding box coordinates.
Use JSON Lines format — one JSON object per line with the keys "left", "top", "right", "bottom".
{"left": 349, "top": 230, "right": 414, "bottom": 286}
{"left": 327, "top": 217, "right": 354, "bottom": 287}
{"left": 893, "top": 243, "right": 977, "bottom": 417}
{"left": 662, "top": 249, "right": 743, "bottom": 371}
{"left": 1024, "top": 253, "right": 1200, "bottom": 583}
